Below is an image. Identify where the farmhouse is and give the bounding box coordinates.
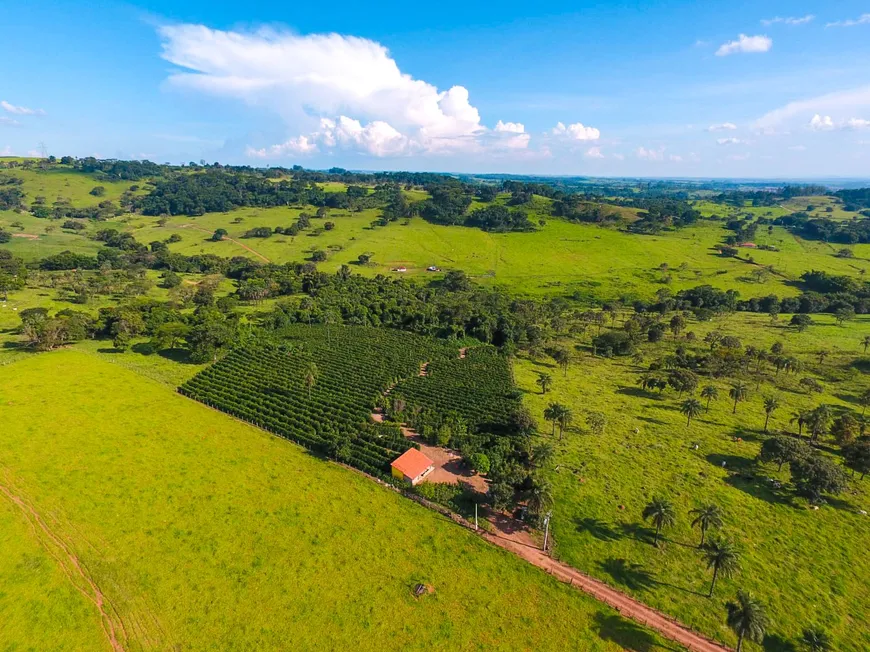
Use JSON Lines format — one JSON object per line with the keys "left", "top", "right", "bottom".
{"left": 391, "top": 448, "right": 434, "bottom": 486}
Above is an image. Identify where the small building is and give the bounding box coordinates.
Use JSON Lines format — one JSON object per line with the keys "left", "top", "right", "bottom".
{"left": 393, "top": 266, "right": 407, "bottom": 273}
{"left": 739, "top": 242, "right": 757, "bottom": 248}
{"left": 391, "top": 448, "right": 434, "bottom": 486}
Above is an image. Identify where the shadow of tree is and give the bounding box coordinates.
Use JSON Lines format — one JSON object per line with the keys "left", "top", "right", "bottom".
{"left": 593, "top": 613, "right": 678, "bottom": 652}
{"left": 598, "top": 557, "right": 657, "bottom": 592}
{"left": 575, "top": 517, "right": 625, "bottom": 542}
{"left": 636, "top": 415, "right": 668, "bottom": 426}
{"left": 763, "top": 633, "right": 798, "bottom": 652}
{"left": 616, "top": 386, "right": 660, "bottom": 400}
{"left": 619, "top": 522, "right": 656, "bottom": 545}
{"left": 157, "top": 347, "right": 196, "bottom": 364}
{"left": 706, "top": 453, "right": 794, "bottom": 507}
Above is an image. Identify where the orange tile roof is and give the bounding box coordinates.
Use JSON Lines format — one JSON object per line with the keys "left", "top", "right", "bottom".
{"left": 391, "top": 448, "right": 434, "bottom": 478}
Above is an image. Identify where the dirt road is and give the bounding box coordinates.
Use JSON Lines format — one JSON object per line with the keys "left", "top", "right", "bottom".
{"left": 481, "top": 517, "right": 729, "bottom": 652}
{"left": 177, "top": 224, "right": 271, "bottom": 263}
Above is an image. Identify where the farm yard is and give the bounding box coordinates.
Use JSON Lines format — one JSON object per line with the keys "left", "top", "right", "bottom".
{"left": 3, "top": 159, "right": 870, "bottom": 651}
{"left": 0, "top": 350, "right": 665, "bottom": 652}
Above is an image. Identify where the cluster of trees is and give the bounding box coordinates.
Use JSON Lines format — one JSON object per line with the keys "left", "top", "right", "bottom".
{"left": 19, "top": 294, "right": 243, "bottom": 361}
{"left": 0, "top": 175, "right": 25, "bottom": 210}
{"left": 779, "top": 213, "right": 870, "bottom": 244}
{"left": 552, "top": 196, "right": 628, "bottom": 224}
{"left": 834, "top": 187, "right": 870, "bottom": 211}
{"left": 465, "top": 205, "right": 535, "bottom": 232}
{"left": 135, "top": 171, "right": 328, "bottom": 216}
{"left": 634, "top": 276, "right": 870, "bottom": 320}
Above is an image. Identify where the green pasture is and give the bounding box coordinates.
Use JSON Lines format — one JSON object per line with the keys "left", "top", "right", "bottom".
{"left": 0, "top": 350, "right": 673, "bottom": 652}
{"left": 2, "top": 166, "right": 145, "bottom": 207}
{"left": 515, "top": 312, "right": 870, "bottom": 650}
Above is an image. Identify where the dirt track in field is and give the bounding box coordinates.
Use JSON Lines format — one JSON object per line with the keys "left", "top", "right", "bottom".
{"left": 0, "top": 481, "right": 127, "bottom": 651}
{"left": 177, "top": 223, "right": 271, "bottom": 262}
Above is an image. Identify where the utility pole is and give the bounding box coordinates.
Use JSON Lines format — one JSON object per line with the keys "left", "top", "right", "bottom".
{"left": 474, "top": 502, "right": 478, "bottom": 531}
{"left": 542, "top": 511, "right": 552, "bottom": 553}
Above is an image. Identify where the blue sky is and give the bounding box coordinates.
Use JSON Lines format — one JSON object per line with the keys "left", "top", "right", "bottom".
{"left": 3, "top": 0, "right": 870, "bottom": 177}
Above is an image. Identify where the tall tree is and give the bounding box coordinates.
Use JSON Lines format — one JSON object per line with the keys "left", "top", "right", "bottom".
{"left": 729, "top": 382, "right": 749, "bottom": 414}
{"left": 536, "top": 372, "right": 553, "bottom": 395}
{"left": 642, "top": 497, "right": 676, "bottom": 547}
{"left": 702, "top": 538, "right": 740, "bottom": 597}
{"left": 762, "top": 397, "right": 780, "bottom": 433}
{"left": 862, "top": 335, "right": 870, "bottom": 354}
{"left": 527, "top": 477, "right": 554, "bottom": 518}
{"left": 552, "top": 347, "right": 571, "bottom": 376}
{"left": 689, "top": 504, "right": 723, "bottom": 546}
{"left": 701, "top": 384, "right": 719, "bottom": 413}
{"left": 725, "top": 590, "right": 769, "bottom": 652}
{"left": 304, "top": 362, "right": 319, "bottom": 399}
{"left": 557, "top": 406, "right": 574, "bottom": 440}
{"left": 543, "top": 403, "right": 565, "bottom": 437}
{"left": 680, "top": 398, "right": 704, "bottom": 428}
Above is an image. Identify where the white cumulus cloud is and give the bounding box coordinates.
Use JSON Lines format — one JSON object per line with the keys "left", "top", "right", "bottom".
{"left": 158, "top": 24, "right": 495, "bottom": 157}
{"left": 809, "top": 114, "right": 835, "bottom": 131}
{"left": 761, "top": 15, "right": 814, "bottom": 26}
{"left": 585, "top": 146, "right": 605, "bottom": 159}
{"left": 552, "top": 121, "right": 600, "bottom": 141}
{"left": 1, "top": 100, "right": 45, "bottom": 116}
{"left": 636, "top": 146, "right": 665, "bottom": 161}
{"left": 715, "top": 34, "right": 772, "bottom": 56}
{"left": 754, "top": 85, "right": 870, "bottom": 132}
{"left": 0, "top": 117, "right": 21, "bottom": 127}
{"left": 494, "top": 120, "right": 524, "bottom": 133}
{"left": 708, "top": 122, "right": 737, "bottom": 131}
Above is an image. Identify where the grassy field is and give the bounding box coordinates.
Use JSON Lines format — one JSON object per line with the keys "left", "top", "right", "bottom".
{"left": 0, "top": 350, "right": 676, "bottom": 651}
{"left": 515, "top": 313, "right": 870, "bottom": 650}
{"left": 2, "top": 167, "right": 146, "bottom": 207}
{"left": 4, "top": 167, "right": 870, "bottom": 302}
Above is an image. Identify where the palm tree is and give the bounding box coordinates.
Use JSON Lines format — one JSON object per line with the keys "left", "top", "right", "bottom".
{"left": 762, "top": 397, "right": 780, "bottom": 433}
{"left": 725, "top": 590, "right": 769, "bottom": 652}
{"left": 527, "top": 477, "right": 554, "bottom": 518}
{"left": 790, "top": 410, "right": 809, "bottom": 437}
{"left": 700, "top": 384, "right": 719, "bottom": 413}
{"left": 690, "top": 504, "right": 723, "bottom": 546}
{"left": 303, "top": 362, "right": 319, "bottom": 399}
{"left": 543, "top": 403, "right": 564, "bottom": 437}
{"left": 862, "top": 335, "right": 870, "bottom": 354}
{"left": 859, "top": 389, "right": 870, "bottom": 416}
{"left": 801, "top": 628, "right": 833, "bottom": 652}
{"left": 807, "top": 405, "right": 832, "bottom": 443}
{"left": 680, "top": 398, "right": 704, "bottom": 428}
{"left": 642, "top": 497, "right": 676, "bottom": 547}
{"left": 536, "top": 372, "right": 553, "bottom": 395}
{"left": 702, "top": 538, "right": 740, "bottom": 597}
{"left": 530, "top": 443, "right": 555, "bottom": 471}
{"left": 557, "top": 407, "right": 574, "bottom": 440}
{"left": 729, "top": 382, "right": 749, "bottom": 414}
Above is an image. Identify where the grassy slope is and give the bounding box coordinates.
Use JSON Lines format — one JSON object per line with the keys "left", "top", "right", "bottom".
{"left": 516, "top": 313, "right": 870, "bottom": 650}
{"left": 4, "top": 167, "right": 870, "bottom": 300}
{"left": 0, "top": 350, "right": 671, "bottom": 652}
